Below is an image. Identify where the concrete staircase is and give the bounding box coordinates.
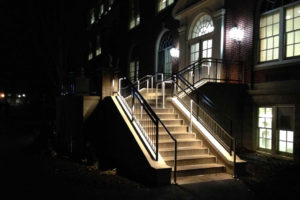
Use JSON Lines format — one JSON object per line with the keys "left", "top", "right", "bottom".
{"left": 140, "top": 89, "right": 226, "bottom": 179}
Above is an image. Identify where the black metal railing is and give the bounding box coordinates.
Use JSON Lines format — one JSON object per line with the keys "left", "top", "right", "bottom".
{"left": 117, "top": 77, "right": 178, "bottom": 183}
{"left": 177, "top": 58, "right": 243, "bottom": 89}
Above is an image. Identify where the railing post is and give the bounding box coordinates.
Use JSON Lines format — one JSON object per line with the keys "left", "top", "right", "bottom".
{"left": 155, "top": 120, "right": 159, "bottom": 161}
{"left": 233, "top": 139, "right": 237, "bottom": 178}
{"left": 146, "top": 79, "right": 149, "bottom": 94}
{"left": 137, "top": 80, "right": 140, "bottom": 91}
{"left": 151, "top": 76, "right": 154, "bottom": 91}
{"left": 190, "top": 99, "right": 193, "bottom": 133}
{"left": 131, "top": 90, "right": 135, "bottom": 121}
{"left": 174, "top": 141, "right": 177, "bottom": 184}
{"left": 118, "top": 77, "right": 125, "bottom": 96}
{"left": 156, "top": 84, "right": 158, "bottom": 108}
{"left": 162, "top": 82, "right": 165, "bottom": 109}
{"left": 173, "top": 76, "right": 177, "bottom": 97}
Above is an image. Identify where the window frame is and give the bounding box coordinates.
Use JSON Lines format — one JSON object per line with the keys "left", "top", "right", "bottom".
{"left": 255, "top": 1, "right": 300, "bottom": 70}
{"left": 157, "top": 0, "right": 174, "bottom": 12}
{"left": 256, "top": 105, "right": 295, "bottom": 157}
{"left": 129, "top": 0, "right": 140, "bottom": 30}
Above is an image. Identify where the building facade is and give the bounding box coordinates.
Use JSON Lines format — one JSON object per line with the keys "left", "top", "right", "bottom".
{"left": 82, "top": 0, "right": 300, "bottom": 161}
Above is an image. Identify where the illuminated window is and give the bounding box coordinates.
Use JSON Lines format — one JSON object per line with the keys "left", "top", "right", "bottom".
{"left": 258, "top": 107, "right": 273, "bottom": 150}
{"left": 285, "top": 4, "right": 300, "bottom": 57}
{"left": 96, "top": 36, "right": 102, "bottom": 56}
{"left": 88, "top": 42, "right": 93, "bottom": 61}
{"left": 129, "top": 60, "right": 139, "bottom": 82}
{"left": 158, "top": 0, "right": 174, "bottom": 12}
{"left": 192, "top": 15, "right": 214, "bottom": 39}
{"left": 190, "top": 43, "right": 200, "bottom": 64}
{"left": 259, "top": 12, "right": 280, "bottom": 62}
{"left": 129, "top": 0, "right": 140, "bottom": 29}
{"left": 90, "top": 9, "right": 95, "bottom": 24}
{"left": 108, "top": 0, "right": 114, "bottom": 10}
{"left": 279, "top": 130, "right": 294, "bottom": 153}
{"left": 99, "top": 4, "right": 104, "bottom": 18}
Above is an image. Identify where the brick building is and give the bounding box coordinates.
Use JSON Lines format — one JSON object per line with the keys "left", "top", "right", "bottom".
{"left": 62, "top": 0, "right": 300, "bottom": 183}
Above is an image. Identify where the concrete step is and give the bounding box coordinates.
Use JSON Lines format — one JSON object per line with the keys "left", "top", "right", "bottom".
{"left": 164, "top": 154, "right": 217, "bottom": 166}
{"left": 159, "top": 146, "right": 208, "bottom": 157}
{"left": 160, "top": 119, "right": 184, "bottom": 126}
{"left": 159, "top": 139, "right": 202, "bottom": 148}
{"left": 156, "top": 113, "right": 179, "bottom": 119}
{"left": 173, "top": 164, "right": 225, "bottom": 177}
{"left": 152, "top": 108, "right": 174, "bottom": 113}
{"left": 159, "top": 132, "right": 195, "bottom": 140}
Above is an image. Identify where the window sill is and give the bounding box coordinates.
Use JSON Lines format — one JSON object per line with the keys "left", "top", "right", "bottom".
{"left": 254, "top": 57, "right": 300, "bottom": 71}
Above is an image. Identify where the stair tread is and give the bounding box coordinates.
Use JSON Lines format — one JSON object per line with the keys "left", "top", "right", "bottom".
{"left": 159, "top": 146, "right": 207, "bottom": 152}
{"left": 164, "top": 154, "right": 216, "bottom": 161}
{"left": 175, "top": 163, "right": 225, "bottom": 171}
{"left": 159, "top": 138, "right": 201, "bottom": 143}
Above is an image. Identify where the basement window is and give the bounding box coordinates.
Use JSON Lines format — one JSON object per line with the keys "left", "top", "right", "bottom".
{"left": 258, "top": 107, "right": 273, "bottom": 150}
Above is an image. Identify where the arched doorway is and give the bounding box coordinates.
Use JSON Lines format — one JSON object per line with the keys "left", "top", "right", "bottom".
{"left": 157, "top": 31, "right": 174, "bottom": 78}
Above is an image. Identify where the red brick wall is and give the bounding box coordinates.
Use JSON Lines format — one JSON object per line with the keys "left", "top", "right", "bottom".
{"left": 224, "top": 0, "right": 256, "bottom": 84}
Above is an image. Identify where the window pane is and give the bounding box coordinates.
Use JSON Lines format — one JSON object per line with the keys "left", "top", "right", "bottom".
{"left": 208, "top": 40, "right": 212, "bottom": 48}
{"left": 287, "top": 131, "right": 294, "bottom": 142}
{"left": 207, "top": 49, "right": 212, "bottom": 57}
{"left": 260, "top": 16, "right": 266, "bottom": 27}
{"left": 295, "top": 30, "right": 300, "bottom": 43}
{"left": 261, "top": 39, "right": 267, "bottom": 50}
{"left": 286, "top": 8, "right": 294, "bottom": 19}
{"left": 267, "top": 15, "right": 273, "bottom": 25}
{"left": 280, "top": 130, "right": 287, "bottom": 141}
{"left": 266, "top": 139, "right": 272, "bottom": 149}
{"left": 260, "top": 138, "right": 265, "bottom": 148}
{"left": 274, "top": 36, "right": 279, "bottom": 47}
{"left": 259, "top": 117, "right": 266, "bottom": 127}
{"left": 287, "top": 143, "right": 293, "bottom": 153}
{"left": 295, "top": 5, "right": 300, "bottom": 17}
{"left": 286, "top": 19, "right": 293, "bottom": 32}
{"left": 267, "top": 37, "right": 274, "bottom": 49}
{"left": 260, "top": 27, "right": 266, "bottom": 38}
{"left": 274, "top": 13, "right": 280, "bottom": 23}
{"left": 266, "top": 129, "right": 272, "bottom": 139}
{"left": 259, "top": 107, "right": 266, "bottom": 117}
{"left": 287, "top": 45, "right": 294, "bottom": 57}
{"left": 266, "top": 107, "right": 272, "bottom": 117}
{"left": 267, "top": 49, "right": 273, "bottom": 60}
{"left": 260, "top": 51, "right": 266, "bottom": 62}
{"left": 265, "top": 117, "right": 272, "bottom": 128}
{"left": 259, "top": 128, "right": 266, "bottom": 137}
{"left": 294, "top": 17, "right": 300, "bottom": 30}
{"left": 267, "top": 25, "right": 273, "bottom": 37}
{"left": 295, "top": 44, "right": 300, "bottom": 56}
{"left": 287, "top": 32, "right": 294, "bottom": 45}
{"left": 203, "top": 40, "right": 207, "bottom": 49}
{"left": 273, "top": 23, "right": 279, "bottom": 35}
{"left": 273, "top": 48, "right": 279, "bottom": 59}
{"left": 279, "top": 141, "right": 286, "bottom": 152}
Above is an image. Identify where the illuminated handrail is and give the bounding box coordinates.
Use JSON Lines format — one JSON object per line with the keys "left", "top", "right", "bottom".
{"left": 117, "top": 77, "right": 178, "bottom": 183}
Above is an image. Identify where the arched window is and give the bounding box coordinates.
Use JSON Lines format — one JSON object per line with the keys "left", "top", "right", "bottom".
{"left": 189, "top": 14, "right": 214, "bottom": 64}
{"left": 158, "top": 31, "right": 174, "bottom": 76}
{"left": 191, "top": 15, "right": 214, "bottom": 39}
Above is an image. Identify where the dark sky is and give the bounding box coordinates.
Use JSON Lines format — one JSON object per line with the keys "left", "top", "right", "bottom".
{"left": 0, "top": 1, "right": 87, "bottom": 93}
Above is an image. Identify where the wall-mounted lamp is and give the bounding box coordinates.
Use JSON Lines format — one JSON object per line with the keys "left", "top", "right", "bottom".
{"left": 229, "top": 26, "right": 244, "bottom": 42}
{"left": 170, "top": 48, "right": 180, "bottom": 58}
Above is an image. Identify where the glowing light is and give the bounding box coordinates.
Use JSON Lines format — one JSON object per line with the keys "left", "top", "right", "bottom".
{"left": 170, "top": 48, "right": 180, "bottom": 58}
{"left": 17, "top": 94, "right": 21, "bottom": 98}
{"left": 22, "top": 94, "right": 26, "bottom": 98}
{"left": 0, "top": 93, "right": 5, "bottom": 98}
{"left": 229, "top": 26, "right": 244, "bottom": 42}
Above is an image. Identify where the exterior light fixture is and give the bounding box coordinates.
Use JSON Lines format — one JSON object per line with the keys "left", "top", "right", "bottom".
{"left": 17, "top": 94, "right": 21, "bottom": 98}
{"left": 0, "top": 92, "right": 5, "bottom": 98}
{"left": 22, "top": 94, "right": 26, "bottom": 98}
{"left": 170, "top": 48, "right": 179, "bottom": 58}
{"left": 229, "top": 26, "right": 244, "bottom": 42}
